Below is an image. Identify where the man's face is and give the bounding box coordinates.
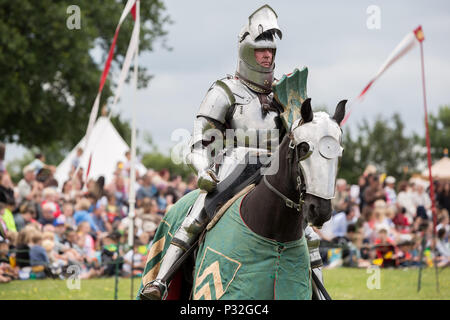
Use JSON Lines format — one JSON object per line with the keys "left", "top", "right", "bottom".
{"left": 67, "top": 231, "right": 77, "bottom": 243}
{"left": 22, "top": 212, "right": 32, "bottom": 222}
{"left": 43, "top": 208, "right": 53, "bottom": 219}
{"left": 370, "top": 176, "right": 379, "bottom": 188}
{"left": 25, "top": 171, "right": 35, "bottom": 182}
{"left": 378, "top": 230, "right": 388, "bottom": 242}
{"left": 254, "top": 48, "right": 273, "bottom": 68}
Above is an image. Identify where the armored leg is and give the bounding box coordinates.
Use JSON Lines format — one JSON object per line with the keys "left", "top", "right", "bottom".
{"left": 140, "top": 192, "right": 209, "bottom": 300}
{"left": 305, "top": 225, "right": 328, "bottom": 300}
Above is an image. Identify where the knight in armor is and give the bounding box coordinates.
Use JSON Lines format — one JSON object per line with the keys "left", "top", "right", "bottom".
{"left": 141, "top": 4, "right": 325, "bottom": 300}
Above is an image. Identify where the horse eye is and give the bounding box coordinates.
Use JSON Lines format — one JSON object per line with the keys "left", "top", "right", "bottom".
{"left": 298, "top": 142, "right": 313, "bottom": 160}
{"left": 299, "top": 142, "right": 309, "bottom": 153}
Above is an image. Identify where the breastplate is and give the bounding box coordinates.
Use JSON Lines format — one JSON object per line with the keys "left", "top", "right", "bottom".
{"left": 223, "top": 79, "right": 281, "bottom": 151}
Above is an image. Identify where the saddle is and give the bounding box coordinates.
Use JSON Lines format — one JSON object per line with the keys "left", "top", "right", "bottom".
{"left": 204, "top": 152, "right": 263, "bottom": 219}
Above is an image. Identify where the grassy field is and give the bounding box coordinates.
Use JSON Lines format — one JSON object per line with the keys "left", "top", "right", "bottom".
{"left": 0, "top": 267, "right": 448, "bottom": 300}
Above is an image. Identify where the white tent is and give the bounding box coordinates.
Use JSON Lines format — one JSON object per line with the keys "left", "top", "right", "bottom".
{"left": 421, "top": 156, "right": 450, "bottom": 180}
{"left": 55, "top": 116, "right": 145, "bottom": 188}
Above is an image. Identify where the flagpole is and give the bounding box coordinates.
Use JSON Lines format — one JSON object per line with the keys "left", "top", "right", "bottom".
{"left": 418, "top": 35, "right": 440, "bottom": 293}
{"left": 128, "top": 0, "right": 140, "bottom": 300}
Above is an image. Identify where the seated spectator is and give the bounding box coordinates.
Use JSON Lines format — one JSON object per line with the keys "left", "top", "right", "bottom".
{"left": 71, "top": 148, "right": 84, "bottom": 172}
{"left": 17, "top": 165, "right": 41, "bottom": 205}
{"left": 0, "top": 190, "right": 16, "bottom": 233}
{"left": 56, "top": 201, "right": 76, "bottom": 229}
{"left": 122, "top": 239, "right": 146, "bottom": 277}
{"left": 105, "top": 192, "right": 120, "bottom": 223}
{"left": 139, "top": 197, "right": 162, "bottom": 240}
{"left": 330, "top": 204, "right": 358, "bottom": 243}
{"left": 156, "top": 183, "right": 168, "bottom": 213}
{"left": 61, "top": 227, "right": 84, "bottom": 263}
{"left": 38, "top": 202, "right": 56, "bottom": 226}
{"left": 373, "top": 200, "right": 396, "bottom": 239}
{"left": 374, "top": 228, "right": 398, "bottom": 268}
{"left": 396, "top": 181, "right": 416, "bottom": 223}
{"left": 159, "top": 169, "right": 170, "bottom": 182}
{"left": 106, "top": 175, "right": 128, "bottom": 211}
{"left": 436, "top": 228, "right": 450, "bottom": 267}
{"left": 29, "top": 232, "right": 49, "bottom": 278}
{"left": 397, "top": 240, "right": 417, "bottom": 267}
{"left": 437, "top": 181, "right": 450, "bottom": 214}
{"left": 100, "top": 233, "right": 121, "bottom": 277}
{"left": 53, "top": 221, "right": 66, "bottom": 245}
{"left": 184, "top": 174, "right": 197, "bottom": 195}
{"left": 15, "top": 202, "right": 39, "bottom": 231}
{"left": 343, "top": 224, "right": 370, "bottom": 268}
{"left": 73, "top": 198, "right": 99, "bottom": 233}
{"left": 331, "top": 179, "right": 349, "bottom": 213}
{"left": 413, "top": 183, "right": 432, "bottom": 220}
{"left": 416, "top": 205, "right": 429, "bottom": 221}
{"left": 91, "top": 202, "right": 111, "bottom": 233}
{"left": 363, "top": 174, "right": 386, "bottom": 208}
{"left": 28, "top": 154, "right": 46, "bottom": 175}
{"left": 40, "top": 187, "right": 61, "bottom": 218}
{"left": 436, "top": 209, "right": 449, "bottom": 236}
{"left": 0, "top": 238, "right": 17, "bottom": 282}
{"left": 393, "top": 207, "right": 410, "bottom": 234}
{"left": 61, "top": 179, "right": 78, "bottom": 203}
{"left": 0, "top": 238, "right": 9, "bottom": 264}
{"left": 384, "top": 176, "right": 397, "bottom": 206}
{"left": 136, "top": 172, "right": 157, "bottom": 207}
{"left": 76, "top": 221, "right": 96, "bottom": 263}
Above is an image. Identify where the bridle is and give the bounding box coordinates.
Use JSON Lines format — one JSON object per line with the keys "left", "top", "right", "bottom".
{"left": 263, "top": 135, "right": 307, "bottom": 212}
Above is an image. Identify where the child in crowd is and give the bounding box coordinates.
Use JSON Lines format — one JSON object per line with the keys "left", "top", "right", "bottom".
{"left": 122, "top": 239, "right": 146, "bottom": 277}
{"left": 29, "top": 232, "right": 49, "bottom": 278}
{"left": 55, "top": 202, "right": 76, "bottom": 229}
{"left": 0, "top": 239, "right": 17, "bottom": 282}
{"left": 100, "top": 233, "right": 121, "bottom": 277}
{"left": 374, "top": 228, "right": 398, "bottom": 268}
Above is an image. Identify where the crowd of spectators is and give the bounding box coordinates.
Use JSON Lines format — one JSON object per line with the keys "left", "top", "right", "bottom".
{"left": 315, "top": 164, "right": 450, "bottom": 269}
{"left": 0, "top": 146, "right": 197, "bottom": 283}
{"left": 0, "top": 143, "right": 449, "bottom": 284}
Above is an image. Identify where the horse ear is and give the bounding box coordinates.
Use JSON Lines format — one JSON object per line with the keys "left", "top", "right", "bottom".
{"left": 333, "top": 100, "right": 347, "bottom": 126}
{"left": 301, "top": 98, "right": 313, "bottom": 123}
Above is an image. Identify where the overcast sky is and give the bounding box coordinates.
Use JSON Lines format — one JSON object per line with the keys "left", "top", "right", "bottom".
{"left": 5, "top": 0, "right": 450, "bottom": 164}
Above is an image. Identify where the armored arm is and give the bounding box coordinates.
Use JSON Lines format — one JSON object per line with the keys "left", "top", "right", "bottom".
{"left": 185, "top": 80, "right": 235, "bottom": 192}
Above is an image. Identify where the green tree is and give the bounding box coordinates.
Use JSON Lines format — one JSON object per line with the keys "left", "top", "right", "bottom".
{"left": 0, "top": 0, "right": 170, "bottom": 163}
{"left": 338, "top": 113, "right": 421, "bottom": 184}
{"left": 427, "top": 105, "right": 450, "bottom": 160}
{"left": 141, "top": 152, "right": 193, "bottom": 180}
{"left": 139, "top": 132, "right": 192, "bottom": 179}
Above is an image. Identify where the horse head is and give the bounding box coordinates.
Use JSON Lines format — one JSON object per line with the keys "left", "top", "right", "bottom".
{"left": 289, "top": 98, "right": 346, "bottom": 227}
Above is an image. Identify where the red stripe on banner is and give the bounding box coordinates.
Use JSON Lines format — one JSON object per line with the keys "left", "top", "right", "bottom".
{"left": 341, "top": 108, "right": 352, "bottom": 126}
{"left": 98, "top": 27, "right": 121, "bottom": 93}
{"left": 131, "top": 2, "right": 137, "bottom": 21}
{"left": 341, "top": 79, "right": 375, "bottom": 126}
{"left": 358, "top": 79, "right": 375, "bottom": 99}
{"left": 85, "top": 153, "right": 93, "bottom": 182}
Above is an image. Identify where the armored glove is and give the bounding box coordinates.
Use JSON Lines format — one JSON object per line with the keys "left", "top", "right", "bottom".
{"left": 197, "top": 169, "right": 220, "bottom": 192}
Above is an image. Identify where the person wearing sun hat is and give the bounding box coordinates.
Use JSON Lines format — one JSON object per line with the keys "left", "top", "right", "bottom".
{"left": 384, "top": 175, "right": 397, "bottom": 206}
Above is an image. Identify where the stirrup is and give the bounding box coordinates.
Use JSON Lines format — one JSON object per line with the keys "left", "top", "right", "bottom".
{"left": 140, "top": 279, "right": 168, "bottom": 300}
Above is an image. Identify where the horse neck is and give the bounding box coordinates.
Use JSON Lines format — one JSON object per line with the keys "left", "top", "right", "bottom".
{"left": 241, "top": 136, "right": 305, "bottom": 242}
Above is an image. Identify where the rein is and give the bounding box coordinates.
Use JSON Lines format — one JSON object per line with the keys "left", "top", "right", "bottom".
{"left": 263, "top": 136, "right": 306, "bottom": 212}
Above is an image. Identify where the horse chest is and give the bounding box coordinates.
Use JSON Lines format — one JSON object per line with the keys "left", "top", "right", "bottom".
{"left": 192, "top": 195, "right": 312, "bottom": 300}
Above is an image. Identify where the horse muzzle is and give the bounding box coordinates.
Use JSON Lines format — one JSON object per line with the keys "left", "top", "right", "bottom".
{"left": 303, "top": 194, "right": 332, "bottom": 228}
